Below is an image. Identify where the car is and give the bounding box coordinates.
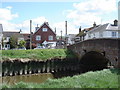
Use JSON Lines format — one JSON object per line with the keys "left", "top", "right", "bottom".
{"left": 18, "top": 47, "right": 26, "bottom": 50}
{"left": 34, "top": 46, "right": 45, "bottom": 49}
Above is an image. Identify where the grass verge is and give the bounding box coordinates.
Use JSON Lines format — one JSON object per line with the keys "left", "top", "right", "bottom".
{"left": 2, "top": 49, "right": 76, "bottom": 60}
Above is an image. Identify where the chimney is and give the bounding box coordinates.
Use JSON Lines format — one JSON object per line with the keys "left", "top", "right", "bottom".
{"left": 114, "top": 20, "right": 118, "bottom": 26}
{"left": 79, "top": 26, "right": 81, "bottom": 33}
{"left": 61, "top": 30, "right": 62, "bottom": 40}
{"left": 35, "top": 24, "right": 39, "bottom": 31}
{"left": 55, "top": 27, "right": 56, "bottom": 34}
{"left": 93, "top": 22, "right": 96, "bottom": 27}
{"left": 45, "top": 22, "right": 49, "bottom": 25}
{"left": 65, "top": 21, "right": 67, "bottom": 35}
{"left": 19, "top": 29, "right": 22, "bottom": 33}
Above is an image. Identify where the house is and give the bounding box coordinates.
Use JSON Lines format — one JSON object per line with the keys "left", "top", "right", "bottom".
{"left": 85, "top": 20, "right": 118, "bottom": 40}
{"left": 3, "top": 31, "right": 24, "bottom": 49}
{"left": 75, "top": 26, "right": 86, "bottom": 43}
{"left": 32, "top": 22, "right": 57, "bottom": 48}
{"left": 66, "top": 34, "right": 76, "bottom": 45}
{"left": 0, "top": 24, "right": 3, "bottom": 50}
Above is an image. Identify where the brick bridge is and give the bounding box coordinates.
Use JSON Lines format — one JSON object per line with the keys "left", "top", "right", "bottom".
{"left": 67, "top": 38, "right": 120, "bottom": 70}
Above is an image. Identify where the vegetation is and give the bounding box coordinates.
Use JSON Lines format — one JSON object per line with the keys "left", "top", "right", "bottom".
{"left": 2, "top": 69, "right": 119, "bottom": 88}
{"left": 2, "top": 49, "right": 76, "bottom": 60}
{"left": 18, "top": 40, "right": 26, "bottom": 48}
{"left": 9, "top": 35, "right": 18, "bottom": 49}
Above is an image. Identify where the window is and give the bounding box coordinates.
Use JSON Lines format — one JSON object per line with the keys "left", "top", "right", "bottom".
{"left": 7, "top": 37, "right": 10, "bottom": 41}
{"left": 36, "top": 35, "right": 41, "bottom": 40}
{"left": 112, "top": 32, "right": 116, "bottom": 37}
{"left": 37, "top": 43, "right": 40, "bottom": 47}
{"left": 88, "top": 34, "right": 91, "bottom": 38}
{"left": 48, "top": 36, "right": 53, "bottom": 40}
{"left": 42, "top": 28, "right": 47, "bottom": 32}
{"left": 99, "top": 32, "right": 103, "bottom": 38}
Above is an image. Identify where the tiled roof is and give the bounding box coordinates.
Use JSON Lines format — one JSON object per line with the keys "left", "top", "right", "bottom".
{"left": 22, "top": 34, "right": 30, "bottom": 40}
{"left": 76, "top": 30, "right": 86, "bottom": 37}
{"left": 87, "top": 24, "right": 109, "bottom": 32}
{"left": 106, "top": 24, "right": 118, "bottom": 30}
{"left": 3, "top": 31, "right": 23, "bottom": 38}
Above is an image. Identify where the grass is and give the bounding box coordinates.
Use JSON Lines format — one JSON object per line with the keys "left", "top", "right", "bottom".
{"left": 2, "top": 49, "right": 76, "bottom": 60}
{"left": 2, "top": 69, "right": 119, "bottom": 88}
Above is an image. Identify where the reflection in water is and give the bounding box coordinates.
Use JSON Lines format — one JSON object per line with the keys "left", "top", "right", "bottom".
{"left": 2, "top": 73, "right": 54, "bottom": 85}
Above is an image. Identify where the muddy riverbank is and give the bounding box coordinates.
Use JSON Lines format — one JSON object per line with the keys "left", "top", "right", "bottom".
{"left": 2, "top": 57, "right": 80, "bottom": 77}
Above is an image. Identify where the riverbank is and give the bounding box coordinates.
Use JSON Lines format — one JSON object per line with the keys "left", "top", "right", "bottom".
{"left": 2, "top": 49, "right": 76, "bottom": 61}
{"left": 2, "top": 69, "right": 119, "bottom": 88}
{"left": 2, "top": 49, "right": 79, "bottom": 77}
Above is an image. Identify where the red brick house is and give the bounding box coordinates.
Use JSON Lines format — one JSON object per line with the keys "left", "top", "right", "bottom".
{"left": 32, "top": 22, "right": 57, "bottom": 48}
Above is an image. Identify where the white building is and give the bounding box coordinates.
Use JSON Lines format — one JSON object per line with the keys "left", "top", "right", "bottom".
{"left": 3, "top": 31, "right": 24, "bottom": 50}
{"left": 85, "top": 20, "right": 118, "bottom": 40}
{"left": 66, "top": 34, "right": 76, "bottom": 45}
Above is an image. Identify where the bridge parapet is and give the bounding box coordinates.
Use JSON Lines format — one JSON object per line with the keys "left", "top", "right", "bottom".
{"left": 68, "top": 38, "right": 120, "bottom": 68}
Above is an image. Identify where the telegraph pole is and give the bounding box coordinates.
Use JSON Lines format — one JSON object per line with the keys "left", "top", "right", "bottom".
{"left": 65, "top": 21, "right": 67, "bottom": 45}
{"left": 30, "top": 20, "right": 32, "bottom": 49}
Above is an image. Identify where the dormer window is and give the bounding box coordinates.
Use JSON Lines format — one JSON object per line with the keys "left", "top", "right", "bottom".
{"left": 42, "top": 28, "right": 47, "bottom": 32}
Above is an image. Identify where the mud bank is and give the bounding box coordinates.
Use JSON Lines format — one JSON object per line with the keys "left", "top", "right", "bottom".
{"left": 2, "top": 57, "right": 80, "bottom": 77}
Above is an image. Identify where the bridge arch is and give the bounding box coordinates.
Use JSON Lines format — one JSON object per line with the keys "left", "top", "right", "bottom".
{"left": 79, "top": 51, "right": 109, "bottom": 72}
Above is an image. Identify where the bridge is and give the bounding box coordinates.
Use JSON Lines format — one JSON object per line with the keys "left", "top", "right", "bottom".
{"left": 67, "top": 38, "right": 120, "bottom": 71}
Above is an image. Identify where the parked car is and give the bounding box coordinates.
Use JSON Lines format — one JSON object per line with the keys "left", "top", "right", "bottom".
{"left": 34, "top": 46, "right": 45, "bottom": 49}
{"left": 2, "top": 47, "right": 8, "bottom": 50}
{"left": 18, "top": 47, "right": 26, "bottom": 50}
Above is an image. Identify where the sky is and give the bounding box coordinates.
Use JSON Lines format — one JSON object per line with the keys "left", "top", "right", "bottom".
{"left": 0, "top": 0, "right": 119, "bottom": 36}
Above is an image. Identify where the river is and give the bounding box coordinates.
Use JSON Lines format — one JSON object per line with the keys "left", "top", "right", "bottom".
{"left": 2, "top": 73, "right": 54, "bottom": 85}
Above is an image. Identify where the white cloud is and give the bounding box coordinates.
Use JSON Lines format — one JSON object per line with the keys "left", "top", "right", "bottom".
{"left": 20, "top": 16, "right": 48, "bottom": 33}
{"left": 73, "top": 0, "right": 116, "bottom": 13}
{"left": 1, "top": 0, "right": 118, "bottom": 36}
{"left": 6, "top": 6, "right": 12, "bottom": 10}
{"left": 0, "top": 6, "right": 48, "bottom": 33}
{"left": 0, "top": 7, "right": 18, "bottom": 21}
{"left": 66, "top": 0, "right": 117, "bottom": 29}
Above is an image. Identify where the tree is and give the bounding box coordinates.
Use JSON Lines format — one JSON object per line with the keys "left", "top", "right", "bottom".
{"left": 19, "top": 40, "right": 26, "bottom": 48}
{"left": 9, "top": 35, "right": 18, "bottom": 49}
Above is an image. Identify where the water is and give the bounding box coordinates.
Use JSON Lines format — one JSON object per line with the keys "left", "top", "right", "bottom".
{"left": 2, "top": 73, "right": 54, "bottom": 85}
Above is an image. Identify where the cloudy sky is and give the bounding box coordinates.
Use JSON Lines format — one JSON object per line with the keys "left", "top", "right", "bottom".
{"left": 0, "top": 0, "right": 119, "bottom": 36}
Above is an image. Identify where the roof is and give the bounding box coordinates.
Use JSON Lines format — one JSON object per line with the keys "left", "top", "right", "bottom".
{"left": 76, "top": 30, "right": 86, "bottom": 37}
{"left": 66, "top": 34, "right": 76, "bottom": 38}
{"left": 87, "top": 24, "right": 109, "bottom": 33}
{"left": 106, "top": 24, "right": 118, "bottom": 30}
{"left": 3, "top": 31, "right": 23, "bottom": 38}
{"left": 22, "top": 34, "right": 30, "bottom": 40}
{"left": 34, "top": 22, "right": 55, "bottom": 34}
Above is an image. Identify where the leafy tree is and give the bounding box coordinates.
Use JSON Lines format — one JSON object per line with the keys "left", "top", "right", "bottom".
{"left": 9, "top": 35, "right": 18, "bottom": 49}
{"left": 2, "top": 38, "right": 5, "bottom": 47}
{"left": 19, "top": 40, "right": 26, "bottom": 48}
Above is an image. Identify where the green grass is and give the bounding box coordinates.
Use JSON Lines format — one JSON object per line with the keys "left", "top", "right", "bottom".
{"left": 2, "top": 49, "right": 76, "bottom": 60}
{"left": 2, "top": 69, "right": 119, "bottom": 88}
